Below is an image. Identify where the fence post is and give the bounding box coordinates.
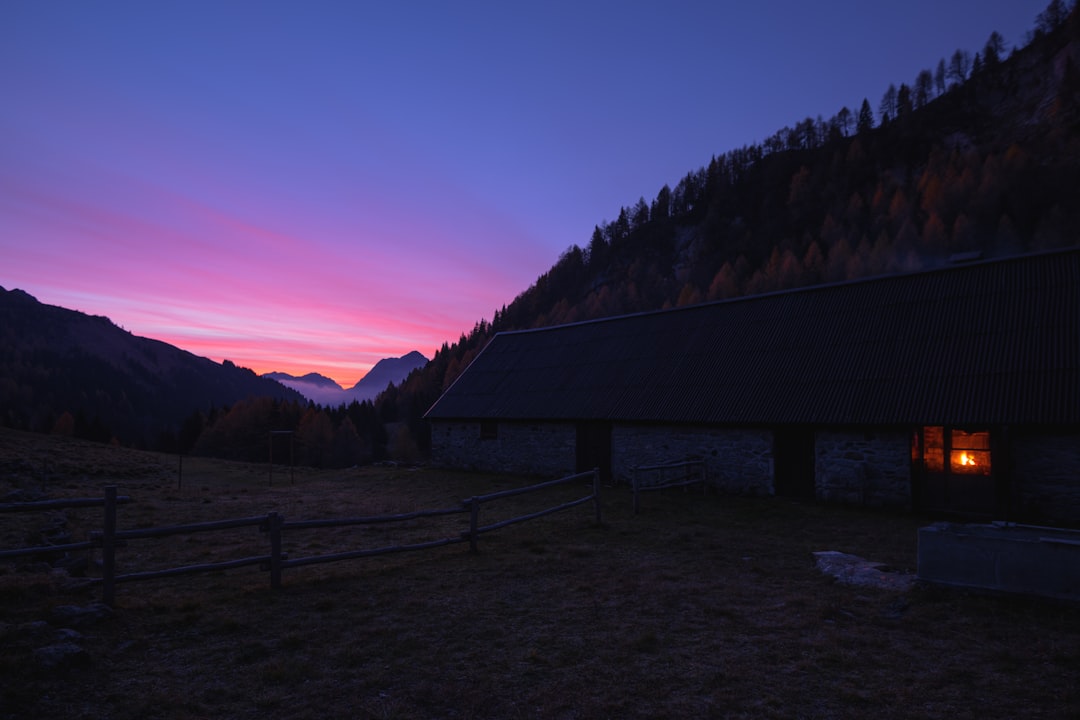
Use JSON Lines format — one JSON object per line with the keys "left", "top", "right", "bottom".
{"left": 592, "top": 468, "right": 602, "bottom": 525}
{"left": 632, "top": 467, "right": 641, "bottom": 515}
{"left": 267, "top": 512, "right": 283, "bottom": 590}
{"left": 102, "top": 485, "right": 117, "bottom": 607}
{"left": 468, "top": 498, "right": 479, "bottom": 553}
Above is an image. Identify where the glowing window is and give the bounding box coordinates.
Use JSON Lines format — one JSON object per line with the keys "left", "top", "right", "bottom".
{"left": 917, "top": 427, "right": 991, "bottom": 476}
{"left": 950, "top": 429, "right": 991, "bottom": 475}
{"left": 923, "top": 426, "right": 945, "bottom": 472}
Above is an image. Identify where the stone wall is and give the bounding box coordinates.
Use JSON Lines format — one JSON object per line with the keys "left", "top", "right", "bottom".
{"left": 1012, "top": 430, "right": 1080, "bottom": 523}
{"left": 429, "top": 420, "right": 575, "bottom": 477}
{"left": 611, "top": 425, "right": 774, "bottom": 495}
{"left": 815, "top": 430, "right": 912, "bottom": 508}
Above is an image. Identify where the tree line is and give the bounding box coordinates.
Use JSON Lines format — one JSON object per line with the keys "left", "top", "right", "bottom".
{"left": 389, "top": 1, "right": 1080, "bottom": 456}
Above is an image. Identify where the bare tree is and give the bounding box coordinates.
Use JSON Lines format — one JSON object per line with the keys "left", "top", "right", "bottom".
{"left": 879, "top": 84, "right": 898, "bottom": 124}
{"left": 1037, "top": 0, "right": 1069, "bottom": 34}
{"left": 915, "top": 69, "right": 934, "bottom": 108}
{"left": 834, "top": 106, "right": 853, "bottom": 136}
{"left": 948, "top": 49, "right": 972, "bottom": 87}
{"left": 935, "top": 58, "right": 947, "bottom": 95}
{"left": 896, "top": 84, "right": 913, "bottom": 121}
{"left": 983, "top": 31, "right": 1006, "bottom": 66}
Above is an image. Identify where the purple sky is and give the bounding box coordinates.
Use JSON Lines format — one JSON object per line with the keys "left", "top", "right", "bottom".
{"left": 1, "top": 1, "right": 1049, "bottom": 386}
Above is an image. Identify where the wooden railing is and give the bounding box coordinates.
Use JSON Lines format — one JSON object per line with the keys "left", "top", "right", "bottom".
{"left": 0, "top": 469, "right": 601, "bottom": 605}
{"left": 0, "top": 492, "right": 133, "bottom": 574}
{"left": 631, "top": 459, "right": 707, "bottom": 514}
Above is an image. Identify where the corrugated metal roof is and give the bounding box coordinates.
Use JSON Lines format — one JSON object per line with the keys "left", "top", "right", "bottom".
{"left": 426, "top": 249, "right": 1080, "bottom": 426}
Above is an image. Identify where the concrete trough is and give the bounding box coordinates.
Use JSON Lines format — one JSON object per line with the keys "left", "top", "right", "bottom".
{"left": 917, "top": 522, "right": 1080, "bottom": 602}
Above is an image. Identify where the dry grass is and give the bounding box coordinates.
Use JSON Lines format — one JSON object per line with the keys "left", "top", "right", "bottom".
{"left": 1, "top": 427, "right": 1078, "bottom": 719}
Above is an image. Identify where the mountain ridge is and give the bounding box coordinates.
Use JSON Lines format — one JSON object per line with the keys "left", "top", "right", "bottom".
{"left": 264, "top": 371, "right": 343, "bottom": 390}
{"left": 264, "top": 351, "right": 429, "bottom": 406}
{"left": 0, "top": 286, "right": 305, "bottom": 449}
{"left": 388, "top": 5, "right": 1080, "bottom": 456}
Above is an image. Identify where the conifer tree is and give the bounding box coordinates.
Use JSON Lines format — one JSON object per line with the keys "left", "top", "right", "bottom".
{"left": 857, "top": 98, "right": 874, "bottom": 133}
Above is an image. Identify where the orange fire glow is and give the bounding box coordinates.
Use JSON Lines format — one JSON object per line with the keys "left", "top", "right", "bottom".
{"left": 959, "top": 452, "right": 976, "bottom": 467}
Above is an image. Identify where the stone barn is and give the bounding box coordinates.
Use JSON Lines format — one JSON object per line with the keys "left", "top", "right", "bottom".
{"left": 425, "top": 249, "right": 1080, "bottom": 524}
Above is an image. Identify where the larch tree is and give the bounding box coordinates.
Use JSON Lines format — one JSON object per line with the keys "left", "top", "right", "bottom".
{"left": 949, "top": 49, "right": 972, "bottom": 87}
{"left": 1037, "top": 0, "right": 1070, "bottom": 34}
{"left": 983, "top": 31, "right": 1006, "bottom": 67}
{"left": 896, "top": 84, "right": 913, "bottom": 122}
{"left": 651, "top": 184, "right": 672, "bottom": 220}
{"left": 834, "top": 106, "right": 853, "bottom": 136}
{"left": 915, "top": 69, "right": 934, "bottom": 108}
{"left": 879, "top": 84, "right": 898, "bottom": 124}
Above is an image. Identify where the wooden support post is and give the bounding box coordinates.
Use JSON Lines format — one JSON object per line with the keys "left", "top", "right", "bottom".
{"left": 632, "top": 467, "right": 640, "bottom": 515}
{"left": 593, "top": 468, "right": 602, "bottom": 525}
{"left": 102, "top": 485, "right": 117, "bottom": 607}
{"left": 468, "top": 498, "right": 479, "bottom": 553}
{"left": 268, "top": 512, "right": 283, "bottom": 590}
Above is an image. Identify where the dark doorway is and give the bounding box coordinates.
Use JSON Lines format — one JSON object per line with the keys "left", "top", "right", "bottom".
{"left": 774, "top": 428, "right": 816, "bottom": 498}
{"left": 576, "top": 422, "right": 612, "bottom": 483}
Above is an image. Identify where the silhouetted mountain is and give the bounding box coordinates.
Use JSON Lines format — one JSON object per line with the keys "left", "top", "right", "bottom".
{"left": 263, "top": 371, "right": 344, "bottom": 406}
{"left": 265, "top": 371, "right": 342, "bottom": 389}
{"left": 352, "top": 351, "right": 429, "bottom": 394}
{"left": 0, "top": 286, "right": 304, "bottom": 449}
{"left": 264, "top": 351, "right": 428, "bottom": 406}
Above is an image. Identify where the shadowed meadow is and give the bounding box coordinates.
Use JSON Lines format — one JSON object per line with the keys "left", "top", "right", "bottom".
{"left": 1, "top": 428, "right": 1078, "bottom": 719}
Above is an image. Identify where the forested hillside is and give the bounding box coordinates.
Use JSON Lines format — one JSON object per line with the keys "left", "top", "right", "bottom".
{"left": 0, "top": 288, "right": 306, "bottom": 449}
{"left": 391, "top": 3, "right": 1080, "bottom": 455}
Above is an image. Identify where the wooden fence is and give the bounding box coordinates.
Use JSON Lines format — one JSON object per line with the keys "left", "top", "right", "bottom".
{"left": 0, "top": 492, "right": 133, "bottom": 571}
{"left": 631, "top": 459, "right": 707, "bottom": 514}
{"left": 0, "top": 469, "right": 601, "bottom": 605}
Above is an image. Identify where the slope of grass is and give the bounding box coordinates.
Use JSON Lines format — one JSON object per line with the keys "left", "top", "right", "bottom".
{"left": 1, "top": 427, "right": 1078, "bottom": 719}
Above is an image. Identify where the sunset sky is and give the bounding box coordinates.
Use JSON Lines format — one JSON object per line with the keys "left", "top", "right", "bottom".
{"left": 1, "top": 1, "right": 1048, "bottom": 387}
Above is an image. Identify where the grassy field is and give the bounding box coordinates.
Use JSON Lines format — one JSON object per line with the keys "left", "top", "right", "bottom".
{"left": 1, "top": 427, "right": 1078, "bottom": 719}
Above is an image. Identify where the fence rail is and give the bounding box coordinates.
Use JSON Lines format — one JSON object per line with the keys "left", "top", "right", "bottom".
{"left": 631, "top": 459, "right": 707, "bottom": 514}
{"left": 0, "top": 492, "right": 132, "bottom": 561}
{"left": 0, "top": 469, "right": 601, "bottom": 605}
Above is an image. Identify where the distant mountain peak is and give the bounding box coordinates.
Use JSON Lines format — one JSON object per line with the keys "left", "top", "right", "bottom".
{"left": 264, "top": 371, "right": 343, "bottom": 390}
{"left": 351, "top": 352, "right": 429, "bottom": 392}
{"left": 264, "top": 351, "right": 428, "bottom": 406}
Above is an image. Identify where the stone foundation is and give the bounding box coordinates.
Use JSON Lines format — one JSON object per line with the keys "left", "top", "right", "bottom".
{"left": 430, "top": 421, "right": 1078, "bottom": 521}
{"left": 612, "top": 425, "right": 773, "bottom": 495}
{"left": 1012, "top": 430, "right": 1080, "bottom": 523}
{"left": 429, "top": 421, "right": 575, "bottom": 477}
{"left": 815, "top": 430, "right": 911, "bottom": 508}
